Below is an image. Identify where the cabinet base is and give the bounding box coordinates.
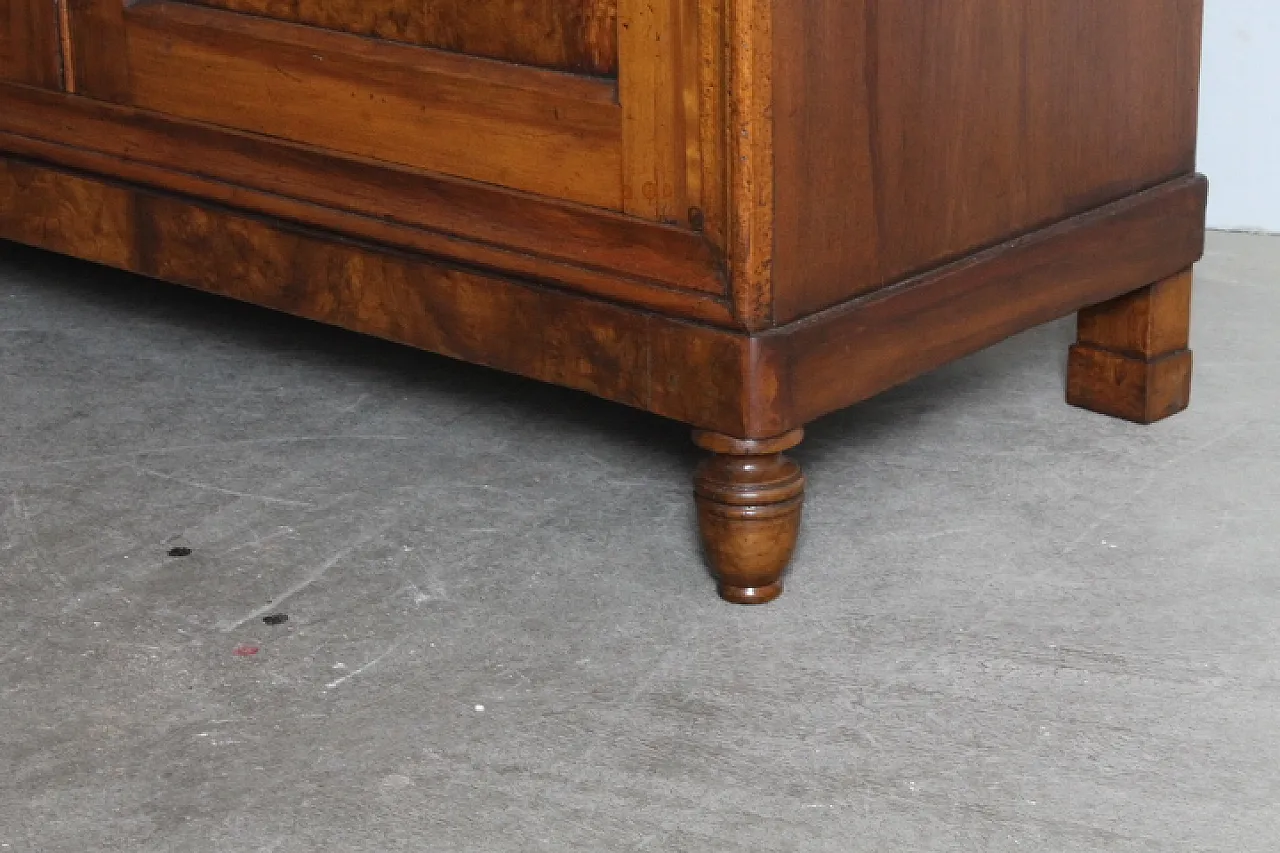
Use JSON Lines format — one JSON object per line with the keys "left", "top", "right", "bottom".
{"left": 0, "top": 155, "right": 1208, "bottom": 603}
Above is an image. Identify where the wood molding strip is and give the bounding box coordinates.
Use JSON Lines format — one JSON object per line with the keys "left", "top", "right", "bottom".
{"left": 0, "top": 130, "right": 734, "bottom": 326}
{"left": 0, "top": 83, "right": 730, "bottom": 308}
{"left": 725, "top": 0, "right": 775, "bottom": 331}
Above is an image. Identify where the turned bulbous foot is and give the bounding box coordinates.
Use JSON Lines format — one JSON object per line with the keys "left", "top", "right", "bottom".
{"left": 692, "top": 429, "right": 805, "bottom": 605}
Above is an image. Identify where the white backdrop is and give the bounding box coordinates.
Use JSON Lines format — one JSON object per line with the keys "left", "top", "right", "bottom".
{"left": 1198, "top": 0, "right": 1280, "bottom": 231}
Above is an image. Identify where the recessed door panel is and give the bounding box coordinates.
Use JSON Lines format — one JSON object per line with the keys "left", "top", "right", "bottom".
{"left": 56, "top": 0, "right": 706, "bottom": 223}
{"left": 61, "top": 0, "right": 624, "bottom": 207}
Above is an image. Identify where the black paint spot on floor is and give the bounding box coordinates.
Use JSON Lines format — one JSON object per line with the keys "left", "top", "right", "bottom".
{"left": 263, "top": 613, "right": 289, "bottom": 626}
{"left": 167, "top": 547, "right": 192, "bottom": 557}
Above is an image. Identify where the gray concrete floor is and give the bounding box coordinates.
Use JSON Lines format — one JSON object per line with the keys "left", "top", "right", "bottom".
{"left": 0, "top": 231, "right": 1277, "bottom": 852}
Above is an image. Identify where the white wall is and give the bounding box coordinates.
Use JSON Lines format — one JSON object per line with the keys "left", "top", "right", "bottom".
{"left": 1198, "top": 0, "right": 1280, "bottom": 231}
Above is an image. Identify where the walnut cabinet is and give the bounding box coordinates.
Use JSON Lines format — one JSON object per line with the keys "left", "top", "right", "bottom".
{"left": 0, "top": 1, "right": 1207, "bottom": 602}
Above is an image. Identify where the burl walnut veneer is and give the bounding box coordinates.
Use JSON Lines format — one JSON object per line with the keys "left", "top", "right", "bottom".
{"left": 0, "top": 1, "right": 1206, "bottom": 602}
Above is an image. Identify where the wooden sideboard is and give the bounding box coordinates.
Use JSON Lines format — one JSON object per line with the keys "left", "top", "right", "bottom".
{"left": 0, "top": 1, "right": 1207, "bottom": 603}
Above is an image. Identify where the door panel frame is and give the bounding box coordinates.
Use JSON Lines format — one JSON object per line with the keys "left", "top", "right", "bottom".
{"left": 1, "top": 0, "right": 64, "bottom": 88}
{"left": 128, "top": 2, "right": 622, "bottom": 208}
{"left": 63, "top": 0, "right": 716, "bottom": 224}
{"left": 66, "top": 0, "right": 621, "bottom": 208}
{"left": 65, "top": 0, "right": 130, "bottom": 98}
{"left": 618, "top": 0, "right": 721, "bottom": 231}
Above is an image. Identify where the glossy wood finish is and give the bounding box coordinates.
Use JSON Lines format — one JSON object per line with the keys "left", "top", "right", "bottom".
{"left": 0, "top": 154, "right": 1207, "bottom": 439}
{"left": 0, "top": 0, "right": 61, "bottom": 88}
{"left": 770, "top": 0, "right": 1204, "bottom": 323}
{"left": 616, "top": 0, "right": 712, "bottom": 230}
{"left": 0, "top": 156, "right": 753, "bottom": 432}
{"left": 0, "top": 158, "right": 135, "bottom": 269}
{"left": 184, "top": 0, "right": 619, "bottom": 75}
{"left": 61, "top": 0, "right": 701, "bottom": 223}
{"left": 693, "top": 429, "right": 804, "bottom": 604}
{"left": 0, "top": 84, "right": 729, "bottom": 318}
{"left": 0, "top": 156, "right": 1206, "bottom": 603}
{"left": 119, "top": 2, "right": 622, "bottom": 208}
{"left": 0, "top": 158, "right": 1206, "bottom": 604}
{"left": 775, "top": 176, "right": 1207, "bottom": 429}
{"left": 723, "top": 0, "right": 774, "bottom": 330}
{"left": 1068, "top": 271, "right": 1195, "bottom": 425}
{"left": 694, "top": 0, "right": 727, "bottom": 250}
{"left": 64, "top": 0, "right": 131, "bottom": 100}
{"left": 0, "top": 0, "right": 1207, "bottom": 602}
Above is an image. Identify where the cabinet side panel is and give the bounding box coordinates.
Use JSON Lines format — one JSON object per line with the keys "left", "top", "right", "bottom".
{"left": 772, "top": 0, "right": 1204, "bottom": 324}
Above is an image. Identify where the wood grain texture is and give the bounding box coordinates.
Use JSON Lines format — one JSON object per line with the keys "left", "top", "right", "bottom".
{"left": 677, "top": 0, "right": 705, "bottom": 228}
{"left": 65, "top": 0, "right": 131, "bottom": 99}
{"left": 1076, "top": 270, "right": 1194, "bottom": 359}
{"left": 618, "top": 0, "right": 697, "bottom": 225}
{"left": 0, "top": 0, "right": 62, "bottom": 88}
{"left": 0, "top": 83, "right": 727, "bottom": 319}
{"left": 0, "top": 156, "right": 1207, "bottom": 440}
{"left": 695, "top": 0, "right": 727, "bottom": 251}
{"left": 6, "top": 0, "right": 1209, "bottom": 605}
{"left": 724, "top": 0, "right": 774, "bottom": 330}
{"left": 0, "top": 127, "right": 733, "bottom": 326}
{"left": 771, "top": 0, "right": 1205, "bottom": 323}
{"left": 1068, "top": 270, "right": 1195, "bottom": 424}
{"left": 0, "top": 155, "right": 759, "bottom": 434}
{"left": 693, "top": 428, "right": 805, "bottom": 604}
{"left": 119, "top": 2, "right": 623, "bottom": 208}
{"left": 183, "top": 0, "right": 619, "bottom": 75}
{"left": 0, "top": 158, "right": 133, "bottom": 266}
{"left": 55, "top": 0, "right": 75, "bottom": 92}
{"left": 770, "top": 175, "right": 1207, "bottom": 429}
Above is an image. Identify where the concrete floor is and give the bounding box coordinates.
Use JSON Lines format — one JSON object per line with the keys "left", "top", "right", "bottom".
{"left": 0, "top": 231, "right": 1277, "bottom": 851}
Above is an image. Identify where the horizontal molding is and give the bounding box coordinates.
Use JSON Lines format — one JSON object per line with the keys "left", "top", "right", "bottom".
{"left": 767, "top": 174, "right": 1209, "bottom": 428}
{"left": 0, "top": 154, "right": 759, "bottom": 433}
{"left": 0, "top": 83, "right": 731, "bottom": 323}
{"left": 0, "top": 155, "right": 1208, "bottom": 437}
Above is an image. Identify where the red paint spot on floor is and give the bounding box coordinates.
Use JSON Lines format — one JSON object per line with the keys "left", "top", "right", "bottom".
{"left": 233, "top": 645, "right": 260, "bottom": 656}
